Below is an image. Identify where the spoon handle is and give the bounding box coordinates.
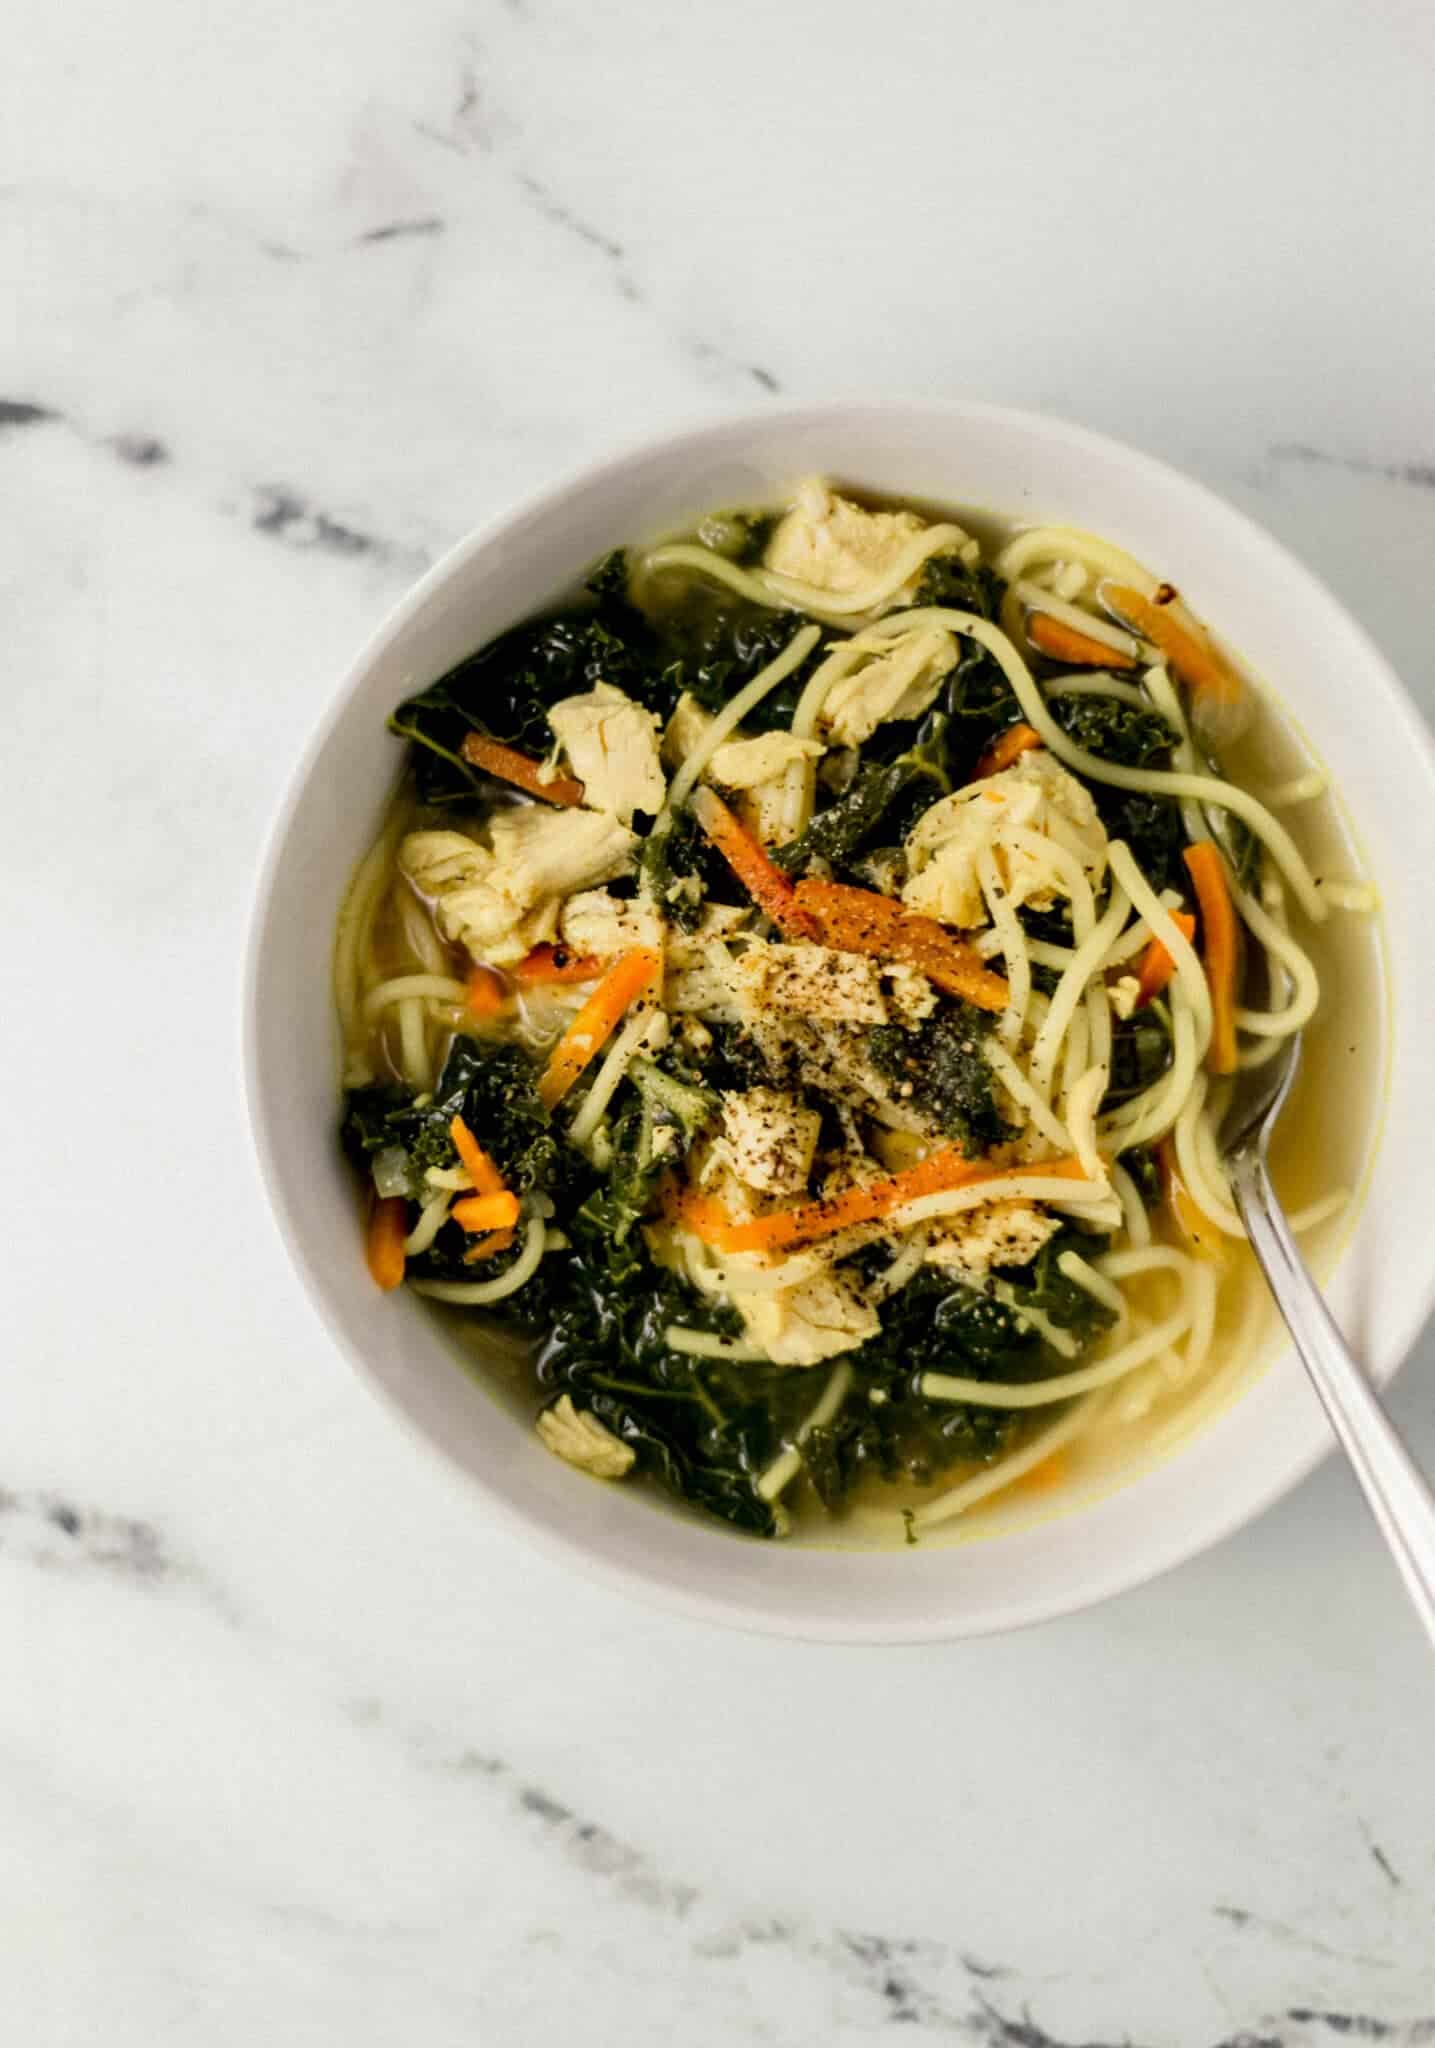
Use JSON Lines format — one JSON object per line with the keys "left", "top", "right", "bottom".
{"left": 1231, "top": 1152, "right": 1435, "bottom": 1648}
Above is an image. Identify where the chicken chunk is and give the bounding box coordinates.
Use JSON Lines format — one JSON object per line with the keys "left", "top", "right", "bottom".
{"left": 711, "top": 730, "right": 826, "bottom": 789}
{"left": 661, "top": 691, "right": 823, "bottom": 791}
{"left": 664, "top": 902, "right": 750, "bottom": 971}
{"left": 719, "top": 1087, "right": 821, "bottom": 1197}
{"left": 820, "top": 627, "right": 958, "bottom": 748}
{"left": 1107, "top": 973, "right": 1142, "bottom": 1021}
{"left": 536, "top": 1395, "right": 635, "bottom": 1479}
{"left": 559, "top": 887, "right": 664, "bottom": 957}
{"left": 902, "top": 750, "right": 1108, "bottom": 931}
{"left": 401, "top": 809, "right": 636, "bottom": 967}
{"left": 661, "top": 692, "right": 714, "bottom": 773}
{"left": 738, "top": 1267, "right": 881, "bottom": 1367}
{"left": 548, "top": 682, "right": 666, "bottom": 824}
{"left": 923, "top": 1201, "right": 1059, "bottom": 1280}
{"left": 734, "top": 941, "right": 890, "bottom": 1027}
{"left": 764, "top": 478, "right": 932, "bottom": 603}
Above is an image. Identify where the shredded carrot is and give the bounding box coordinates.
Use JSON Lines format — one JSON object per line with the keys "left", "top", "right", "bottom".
{"left": 690, "top": 785, "right": 819, "bottom": 939}
{"left": 1183, "top": 841, "right": 1241, "bottom": 1074}
{"left": 688, "top": 1151, "right": 1090, "bottom": 1256}
{"left": 1132, "top": 910, "right": 1197, "bottom": 1009}
{"left": 662, "top": 1183, "right": 735, "bottom": 1243}
{"left": 451, "top": 1190, "right": 521, "bottom": 1234}
{"left": 463, "top": 1229, "right": 515, "bottom": 1264}
{"left": 537, "top": 948, "right": 663, "bottom": 1110}
{"left": 1026, "top": 611, "right": 1137, "bottom": 671}
{"left": 449, "top": 1115, "right": 506, "bottom": 1196}
{"left": 514, "top": 943, "right": 606, "bottom": 986}
{"left": 459, "top": 733, "right": 586, "bottom": 807}
{"left": 1157, "top": 1137, "right": 1223, "bottom": 1258}
{"left": 466, "top": 965, "right": 507, "bottom": 1016}
{"left": 974, "top": 722, "right": 1044, "bottom": 778}
{"left": 792, "top": 877, "right": 1010, "bottom": 1013}
{"left": 1099, "top": 584, "right": 1243, "bottom": 707}
{"left": 365, "top": 1196, "right": 408, "bottom": 1290}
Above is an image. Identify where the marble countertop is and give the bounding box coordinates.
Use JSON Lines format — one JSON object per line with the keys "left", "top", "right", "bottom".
{"left": 5, "top": 1, "right": 1435, "bottom": 2039}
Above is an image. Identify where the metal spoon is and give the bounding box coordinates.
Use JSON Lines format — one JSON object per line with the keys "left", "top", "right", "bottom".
{"left": 1221, "top": 942, "right": 1435, "bottom": 1643}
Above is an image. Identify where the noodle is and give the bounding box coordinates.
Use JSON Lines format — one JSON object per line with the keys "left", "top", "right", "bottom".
{"left": 410, "top": 1214, "right": 548, "bottom": 1304}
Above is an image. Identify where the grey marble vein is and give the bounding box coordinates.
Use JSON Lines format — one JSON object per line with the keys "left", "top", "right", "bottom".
{"left": 248, "top": 485, "right": 432, "bottom": 573}
{"left": 0, "top": 1485, "right": 173, "bottom": 1581}
{"left": 1269, "top": 443, "right": 1435, "bottom": 493}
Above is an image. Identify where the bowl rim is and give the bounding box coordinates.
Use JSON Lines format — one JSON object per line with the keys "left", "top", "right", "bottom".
{"left": 242, "top": 394, "right": 1435, "bottom": 1642}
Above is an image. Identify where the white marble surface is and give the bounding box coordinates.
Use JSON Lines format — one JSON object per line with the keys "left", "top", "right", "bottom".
{"left": 4, "top": 1, "right": 1435, "bottom": 2039}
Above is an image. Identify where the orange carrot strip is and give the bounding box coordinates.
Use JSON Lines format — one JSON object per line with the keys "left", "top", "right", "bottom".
{"left": 663, "top": 1184, "right": 737, "bottom": 1243}
{"left": 975, "top": 722, "right": 1044, "bottom": 778}
{"left": 1157, "top": 1137, "right": 1223, "bottom": 1257}
{"left": 459, "top": 733, "right": 586, "bottom": 807}
{"left": 365, "top": 1196, "right": 408, "bottom": 1290}
{"left": 466, "top": 965, "right": 507, "bottom": 1016}
{"left": 449, "top": 1115, "right": 506, "bottom": 1196}
{"left": 1133, "top": 910, "right": 1197, "bottom": 1009}
{"left": 1027, "top": 611, "right": 1137, "bottom": 671}
{"left": 537, "top": 949, "right": 663, "bottom": 1110}
{"left": 451, "top": 1190, "right": 521, "bottom": 1234}
{"left": 1099, "top": 584, "right": 1243, "bottom": 707}
{"left": 463, "top": 1228, "right": 515, "bottom": 1265}
{"left": 514, "top": 943, "right": 607, "bottom": 986}
{"left": 792, "top": 877, "right": 1010, "bottom": 1013}
{"left": 689, "top": 785, "right": 820, "bottom": 939}
{"left": 708, "top": 1153, "right": 1090, "bottom": 1257}
{"left": 1182, "top": 841, "right": 1241, "bottom": 1074}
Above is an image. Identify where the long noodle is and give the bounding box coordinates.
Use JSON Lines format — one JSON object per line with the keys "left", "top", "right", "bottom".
{"left": 411, "top": 1214, "right": 548, "bottom": 1304}
{"left": 910, "top": 1395, "right": 1107, "bottom": 1530}
{"left": 860, "top": 606, "right": 1328, "bottom": 921}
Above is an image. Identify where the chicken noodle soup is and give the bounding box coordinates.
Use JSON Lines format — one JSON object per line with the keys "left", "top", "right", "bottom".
{"left": 335, "top": 479, "right": 1381, "bottom": 1542}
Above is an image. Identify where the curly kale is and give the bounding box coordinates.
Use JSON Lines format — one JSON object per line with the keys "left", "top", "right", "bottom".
{"left": 342, "top": 1036, "right": 584, "bottom": 1209}
{"left": 1108, "top": 1005, "right": 1174, "bottom": 1104}
{"left": 637, "top": 803, "right": 730, "bottom": 931}
{"left": 387, "top": 555, "right": 679, "bottom": 805}
{"left": 1041, "top": 693, "right": 1190, "bottom": 890}
{"left": 659, "top": 596, "right": 823, "bottom": 730}
{"left": 532, "top": 1240, "right": 807, "bottom": 1538}
{"left": 799, "top": 1228, "right": 1115, "bottom": 1509}
{"left": 867, "top": 1004, "right": 1015, "bottom": 1155}
{"left": 774, "top": 713, "right": 953, "bottom": 878}
{"left": 914, "top": 555, "right": 1005, "bottom": 620}
{"left": 570, "top": 1057, "right": 717, "bottom": 1286}
{"left": 1046, "top": 693, "right": 1176, "bottom": 768}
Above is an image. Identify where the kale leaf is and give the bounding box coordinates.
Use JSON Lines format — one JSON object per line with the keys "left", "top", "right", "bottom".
{"left": 914, "top": 556, "right": 1005, "bottom": 620}
{"left": 867, "top": 1004, "right": 1015, "bottom": 1155}
{"left": 533, "top": 1237, "right": 811, "bottom": 1538}
{"left": 570, "top": 1056, "right": 717, "bottom": 1286}
{"left": 637, "top": 803, "right": 726, "bottom": 931}
{"left": 1043, "top": 693, "right": 1189, "bottom": 889}
{"left": 387, "top": 559, "right": 675, "bottom": 805}
{"left": 1108, "top": 1006, "right": 1174, "bottom": 1104}
{"left": 658, "top": 597, "right": 823, "bottom": 730}
{"left": 774, "top": 713, "right": 953, "bottom": 877}
{"left": 342, "top": 1035, "right": 584, "bottom": 1208}
{"left": 1047, "top": 693, "right": 1176, "bottom": 767}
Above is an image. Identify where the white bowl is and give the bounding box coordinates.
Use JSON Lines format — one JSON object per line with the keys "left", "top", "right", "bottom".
{"left": 244, "top": 399, "right": 1435, "bottom": 1641}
